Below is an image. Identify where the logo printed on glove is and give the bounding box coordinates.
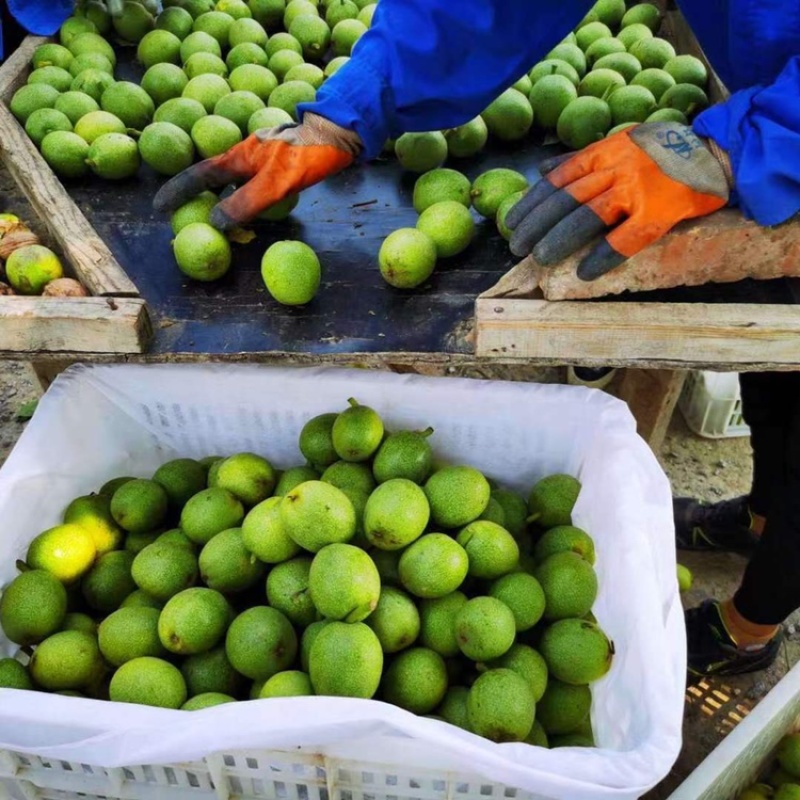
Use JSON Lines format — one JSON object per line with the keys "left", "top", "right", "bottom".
{"left": 506, "top": 120, "right": 730, "bottom": 281}
{"left": 657, "top": 129, "right": 703, "bottom": 160}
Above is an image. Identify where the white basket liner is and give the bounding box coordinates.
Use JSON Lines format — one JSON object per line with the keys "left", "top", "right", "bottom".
{"left": 0, "top": 364, "right": 685, "bottom": 800}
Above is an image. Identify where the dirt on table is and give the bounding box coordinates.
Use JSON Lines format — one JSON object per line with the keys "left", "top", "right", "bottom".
{"left": 0, "top": 157, "right": 793, "bottom": 797}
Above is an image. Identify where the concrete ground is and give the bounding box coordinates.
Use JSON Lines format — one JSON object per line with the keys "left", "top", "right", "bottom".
{"left": 649, "top": 418, "right": 800, "bottom": 798}
{"left": 1, "top": 159, "right": 794, "bottom": 798}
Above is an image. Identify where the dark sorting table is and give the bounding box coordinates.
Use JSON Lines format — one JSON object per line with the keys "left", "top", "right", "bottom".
{"left": 61, "top": 50, "right": 800, "bottom": 359}
{"left": 3, "top": 38, "right": 799, "bottom": 450}
{"left": 41, "top": 47, "right": 531, "bottom": 354}
{"left": 66, "top": 139, "right": 800, "bottom": 358}
{"left": 67, "top": 138, "right": 555, "bottom": 357}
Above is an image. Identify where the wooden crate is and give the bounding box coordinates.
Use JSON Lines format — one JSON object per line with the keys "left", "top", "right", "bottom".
{"left": 0, "top": 36, "right": 152, "bottom": 355}
{"left": 475, "top": 4, "right": 800, "bottom": 370}
{"left": 3, "top": 14, "right": 797, "bottom": 371}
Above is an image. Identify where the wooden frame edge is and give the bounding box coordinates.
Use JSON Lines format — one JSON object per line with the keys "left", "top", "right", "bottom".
{"left": 0, "top": 36, "right": 140, "bottom": 298}
{"left": 474, "top": 298, "right": 800, "bottom": 369}
{"left": 0, "top": 296, "right": 152, "bottom": 354}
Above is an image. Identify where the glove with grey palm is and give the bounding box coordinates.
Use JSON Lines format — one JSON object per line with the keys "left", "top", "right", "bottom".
{"left": 153, "top": 113, "right": 362, "bottom": 231}
{"left": 506, "top": 122, "right": 732, "bottom": 281}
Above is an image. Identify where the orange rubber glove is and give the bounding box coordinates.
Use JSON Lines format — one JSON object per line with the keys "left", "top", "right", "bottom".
{"left": 506, "top": 122, "right": 733, "bottom": 281}
{"left": 153, "top": 113, "right": 361, "bottom": 231}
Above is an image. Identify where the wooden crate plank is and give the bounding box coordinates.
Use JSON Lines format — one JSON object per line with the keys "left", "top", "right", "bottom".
{"left": 0, "top": 36, "right": 46, "bottom": 102}
{"left": 0, "top": 38, "right": 140, "bottom": 298}
{"left": 474, "top": 299, "right": 800, "bottom": 369}
{"left": 30, "top": 358, "right": 81, "bottom": 391}
{"left": 0, "top": 297, "right": 152, "bottom": 354}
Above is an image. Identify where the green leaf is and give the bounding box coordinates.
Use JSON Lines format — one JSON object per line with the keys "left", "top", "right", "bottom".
{"left": 15, "top": 399, "right": 38, "bottom": 421}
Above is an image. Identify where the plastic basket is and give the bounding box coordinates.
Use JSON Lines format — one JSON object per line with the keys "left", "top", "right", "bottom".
{"left": 678, "top": 372, "right": 750, "bottom": 440}
{"left": 0, "top": 748, "right": 547, "bottom": 800}
{"left": 0, "top": 364, "right": 684, "bottom": 800}
{"left": 667, "top": 660, "right": 800, "bottom": 800}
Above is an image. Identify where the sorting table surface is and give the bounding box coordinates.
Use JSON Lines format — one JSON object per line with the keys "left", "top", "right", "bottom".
{"left": 63, "top": 50, "right": 800, "bottom": 358}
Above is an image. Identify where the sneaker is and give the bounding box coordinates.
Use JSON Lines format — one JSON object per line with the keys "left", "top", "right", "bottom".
{"left": 686, "top": 600, "right": 781, "bottom": 677}
{"left": 567, "top": 367, "right": 617, "bottom": 390}
{"left": 674, "top": 495, "right": 760, "bottom": 554}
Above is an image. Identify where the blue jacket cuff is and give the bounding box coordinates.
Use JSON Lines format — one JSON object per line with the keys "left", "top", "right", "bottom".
{"left": 298, "top": 41, "right": 393, "bottom": 160}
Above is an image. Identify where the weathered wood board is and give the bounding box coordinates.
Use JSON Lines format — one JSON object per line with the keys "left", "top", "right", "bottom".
{"left": 475, "top": 299, "right": 800, "bottom": 370}
{"left": 0, "top": 297, "right": 151, "bottom": 354}
{"left": 0, "top": 37, "right": 151, "bottom": 355}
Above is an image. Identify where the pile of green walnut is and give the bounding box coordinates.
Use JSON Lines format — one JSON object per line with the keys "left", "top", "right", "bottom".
{"left": 0, "top": 398, "right": 612, "bottom": 745}
{"left": 378, "top": 166, "right": 529, "bottom": 289}
{"left": 8, "top": 0, "right": 709, "bottom": 295}
{"left": 9, "top": 0, "right": 374, "bottom": 287}
{"left": 13, "top": 0, "right": 373, "bottom": 186}
{"left": 378, "top": 0, "right": 710, "bottom": 288}
{"left": 391, "top": 0, "right": 710, "bottom": 167}
{"left": 737, "top": 733, "right": 800, "bottom": 799}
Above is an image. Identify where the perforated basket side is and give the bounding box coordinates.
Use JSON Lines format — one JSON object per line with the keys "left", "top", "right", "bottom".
{"left": 0, "top": 750, "right": 215, "bottom": 800}
{"left": 668, "top": 661, "right": 800, "bottom": 800}
{"left": 723, "top": 395, "right": 749, "bottom": 438}
{"left": 0, "top": 749, "right": 559, "bottom": 800}
{"left": 678, "top": 371, "right": 750, "bottom": 439}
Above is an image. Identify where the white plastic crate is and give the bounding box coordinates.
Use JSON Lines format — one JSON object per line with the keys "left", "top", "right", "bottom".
{"left": 678, "top": 371, "right": 750, "bottom": 439}
{"left": 0, "top": 364, "right": 684, "bottom": 800}
{"left": 1, "top": 748, "right": 552, "bottom": 800}
{"left": 667, "top": 660, "right": 800, "bottom": 800}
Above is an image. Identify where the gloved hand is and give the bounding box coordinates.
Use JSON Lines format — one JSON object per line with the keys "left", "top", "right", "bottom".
{"left": 505, "top": 122, "right": 732, "bottom": 281}
{"left": 153, "top": 113, "right": 362, "bottom": 231}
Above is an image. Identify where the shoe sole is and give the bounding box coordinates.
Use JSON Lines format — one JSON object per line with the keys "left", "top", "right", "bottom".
{"left": 677, "top": 541, "right": 757, "bottom": 556}
{"left": 676, "top": 520, "right": 758, "bottom": 555}
{"left": 688, "top": 642, "right": 782, "bottom": 678}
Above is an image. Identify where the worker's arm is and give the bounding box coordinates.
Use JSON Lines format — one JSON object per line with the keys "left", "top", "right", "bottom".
{"left": 302, "top": 0, "right": 593, "bottom": 159}
{"left": 5, "top": 0, "right": 74, "bottom": 36}
{"left": 1, "top": 0, "right": 73, "bottom": 60}
{"left": 693, "top": 56, "right": 800, "bottom": 227}
{"left": 157, "top": 0, "right": 592, "bottom": 228}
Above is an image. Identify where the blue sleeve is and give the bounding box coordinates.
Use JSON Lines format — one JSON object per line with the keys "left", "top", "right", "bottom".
{"left": 7, "top": 0, "right": 74, "bottom": 36}
{"left": 299, "top": 0, "right": 592, "bottom": 159}
{"left": 694, "top": 56, "right": 800, "bottom": 226}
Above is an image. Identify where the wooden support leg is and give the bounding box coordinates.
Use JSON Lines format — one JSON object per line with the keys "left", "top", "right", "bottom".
{"left": 30, "top": 359, "right": 76, "bottom": 392}
{"left": 615, "top": 368, "right": 688, "bottom": 452}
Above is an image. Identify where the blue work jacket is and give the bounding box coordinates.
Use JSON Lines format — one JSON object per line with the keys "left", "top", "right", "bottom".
{"left": 8, "top": 0, "right": 800, "bottom": 225}
{"left": 310, "top": 0, "right": 800, "bottom": 226}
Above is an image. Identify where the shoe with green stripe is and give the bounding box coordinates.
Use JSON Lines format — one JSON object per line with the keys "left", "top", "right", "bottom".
{"left": 686, "top": 600, "right": 781, "bottom": 677}
{"left": 674, "top": 495, "right": 760, "bottom": 554}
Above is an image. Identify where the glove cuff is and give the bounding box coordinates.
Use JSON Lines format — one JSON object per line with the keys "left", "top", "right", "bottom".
{"left": 704, "top": 137, "right": 734, "bottom": 190}
{"left": 301, "top": 113, "right": 363, "bottom": 159}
